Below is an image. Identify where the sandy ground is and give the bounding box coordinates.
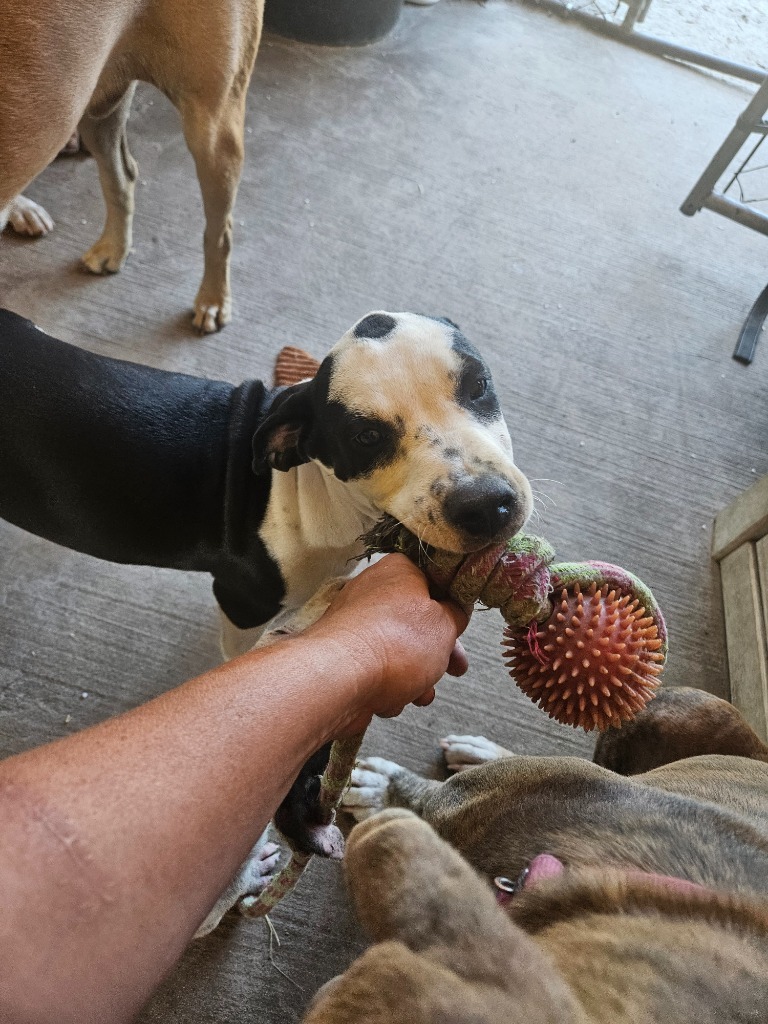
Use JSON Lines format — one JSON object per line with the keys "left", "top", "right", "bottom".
{"left": 577, "top": 0, "right": 766, "bottom": 72}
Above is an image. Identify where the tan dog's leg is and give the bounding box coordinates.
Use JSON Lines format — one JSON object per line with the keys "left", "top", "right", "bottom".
{"left": 305, "top": 809, "right": 583, "bottom": 1024}
{"left": 78, "top": 84, "right": 138, "bottom": 274}
{"left": 594, "top": 686, "right": 768, "bottom": 775}
{"left": 180, "top": 94, "right": 246, "bottom": 333}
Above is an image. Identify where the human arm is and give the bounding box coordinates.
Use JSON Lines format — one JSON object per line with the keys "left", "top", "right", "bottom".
{"left": 0, "top": 555, "right": 467, "bottom": 1024}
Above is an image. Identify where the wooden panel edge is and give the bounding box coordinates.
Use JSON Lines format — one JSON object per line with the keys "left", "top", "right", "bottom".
{"left": 756, "top": 537, "right": 768, "bottom": 735}
{"left": 713, "top": 474, "right": 768, "bottom": 562}
{"left": 720, "top": 544, "right": 768, "bottom": 742}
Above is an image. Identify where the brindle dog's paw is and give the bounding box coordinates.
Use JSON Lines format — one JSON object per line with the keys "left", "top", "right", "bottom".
{"left": 342, "top": 757, "right": 404, "bottom": 821}
{"left": 440, "top": 734, "right": 513, "bottom": 772}
{"left": 7, "top": 194, "right": 55, "bottom": 236}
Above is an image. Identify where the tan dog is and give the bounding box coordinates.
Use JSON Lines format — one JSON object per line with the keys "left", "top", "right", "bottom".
{"left": 0, "top": 0, "right": 264, "bottom": 332}
{"left": 306, "top": 688, "right": 768, "bottom": 1023}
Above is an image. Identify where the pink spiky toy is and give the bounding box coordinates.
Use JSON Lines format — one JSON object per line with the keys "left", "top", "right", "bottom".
{"left": 364, "top": 523, "right": 667, "bottom": 732}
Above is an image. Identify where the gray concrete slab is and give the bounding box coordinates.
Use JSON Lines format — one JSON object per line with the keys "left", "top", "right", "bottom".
{"left": 1, "top": 1, "right": 767, "bottom": 1021}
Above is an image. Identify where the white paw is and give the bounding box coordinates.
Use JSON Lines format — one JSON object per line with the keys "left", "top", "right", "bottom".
{"left": 193, "top": 297, "right": 231, "bottom": 334}
{"left": 237, "top": 840, "right": 281, "bottom": 892}
{"left": 341, "top": 757, "right": 403, "bottom": 822}
{"left": 81, "top": 237, "right": 129, "bottom": 274}
{"left": 194, "top": 836, "right": 281, "bottom": 938}
{"left": 7, "top": 194, "right": 55, "bottom": 236}
{"left": 440, "top": 734, "right": 513, "bottom": 772}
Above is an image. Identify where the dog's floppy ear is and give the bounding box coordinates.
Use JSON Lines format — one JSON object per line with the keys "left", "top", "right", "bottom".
{"left": 252, "top": 380, "right": 316, "bottom": 474}
{"left": 437, "top": 315, "right": 460, "bottom": 330}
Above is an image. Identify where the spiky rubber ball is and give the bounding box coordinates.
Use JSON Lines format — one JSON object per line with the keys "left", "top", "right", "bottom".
{"left": 503, "top": 581, "right": 664, "bottom": 731}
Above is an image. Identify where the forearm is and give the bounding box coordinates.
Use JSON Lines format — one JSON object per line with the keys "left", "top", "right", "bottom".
{"left": 0, "top": 633, "right": 361, "bottom": 1024}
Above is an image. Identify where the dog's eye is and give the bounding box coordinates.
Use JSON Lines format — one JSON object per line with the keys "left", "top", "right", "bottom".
{"left": 354, "top": 428, "right": 382, "bottom": 447}
{"left": 469, "top": 377, "right": 488, "bottom": 401}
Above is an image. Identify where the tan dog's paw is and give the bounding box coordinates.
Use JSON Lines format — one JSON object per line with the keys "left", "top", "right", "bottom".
{"left": 82, "top": 238, "right": 130, "bottom": 274}
{"left": 7, "top": 194, "right": 55, "bottom": 236}
{"left": 342, "top": 757, "right": 404, "bottom": 821}
{"left": 193, "top": 297, "right": 232, "bottom": 334}
{"left": 440, "top": 734, "right": 513, "bottom": 772}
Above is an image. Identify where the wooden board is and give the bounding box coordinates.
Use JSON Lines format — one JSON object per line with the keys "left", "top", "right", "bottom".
{"left": 758, "top": 535, "right": 768, "bottom": 654}
{"left": 712, "top": 474, "right": 768, "bottom": 561}
{"left": 719, "top": 543, "right": 768, "bottom": 742}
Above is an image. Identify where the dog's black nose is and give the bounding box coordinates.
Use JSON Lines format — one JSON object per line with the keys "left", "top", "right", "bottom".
{"left": 444, "top": 477, "right": 517, "bottom": 541}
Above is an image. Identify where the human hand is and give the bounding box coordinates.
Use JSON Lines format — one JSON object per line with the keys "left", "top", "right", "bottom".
{"left": 303, "top": 555, "right": 469, "bottom": 735}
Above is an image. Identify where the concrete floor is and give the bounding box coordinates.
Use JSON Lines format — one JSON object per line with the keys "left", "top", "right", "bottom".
{"left": 1, "top": 1, "right": 768, "bottom": 1021}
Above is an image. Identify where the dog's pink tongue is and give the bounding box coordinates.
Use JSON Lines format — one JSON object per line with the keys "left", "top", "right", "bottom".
{"left": 525, "top": 853, "right": 564, "bottom": 886}
{"left": 494, "top": 854, "right": 564, "bottom": 905}
{"left": 498, "top": 855, "right": 712, "bottom": 904}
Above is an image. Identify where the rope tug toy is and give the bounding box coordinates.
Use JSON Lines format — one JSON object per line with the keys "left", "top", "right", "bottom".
{"left": 240, "top": 345, "right": 668, "bottom": 920}
{"left": 361, "top": 520, "right": 667, "bottom": 732}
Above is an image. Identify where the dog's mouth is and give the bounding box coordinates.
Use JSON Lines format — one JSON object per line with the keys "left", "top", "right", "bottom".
{"left": 401, "top": 477, "right": 530, "bottom": 554}
{"left": 362, "top": 508, "right": 525, "bottom": 566}
{"left": 413, "top": 525, "right": 518, "bottom": 556}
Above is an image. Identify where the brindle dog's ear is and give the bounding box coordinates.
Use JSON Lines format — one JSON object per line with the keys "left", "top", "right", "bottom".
{"left": 252, "top": 380, "right": 316, "bottom": 474}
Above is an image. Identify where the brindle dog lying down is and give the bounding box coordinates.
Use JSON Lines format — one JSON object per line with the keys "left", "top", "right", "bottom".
{"left": 305, "top": 687, "right": 768, "bottom": 1024}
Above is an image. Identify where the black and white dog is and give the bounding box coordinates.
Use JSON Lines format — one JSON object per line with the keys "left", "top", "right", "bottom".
{"left": 0, "top": 307, "right": 531, "bottom": 651}
{"left": 0, "top": 306, "right": 533, "bottom": 930}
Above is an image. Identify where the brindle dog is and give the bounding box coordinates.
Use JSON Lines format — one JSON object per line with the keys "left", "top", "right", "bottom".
{"left": 305, "top": 687, "right": 768, "bottom": 1023}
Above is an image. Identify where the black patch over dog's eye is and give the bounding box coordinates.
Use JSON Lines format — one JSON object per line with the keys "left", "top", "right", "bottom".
{"left": 455, "top": 355, "right": 500, "bottom": 423}
{"left": 354, "top": 428, "right": 382, "bottom": 447}
{"left": 469, "top": 377, "right": 488, "bottom": 401}
{"left": 315, "top": 402, "right": 400, "bottom": 481}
